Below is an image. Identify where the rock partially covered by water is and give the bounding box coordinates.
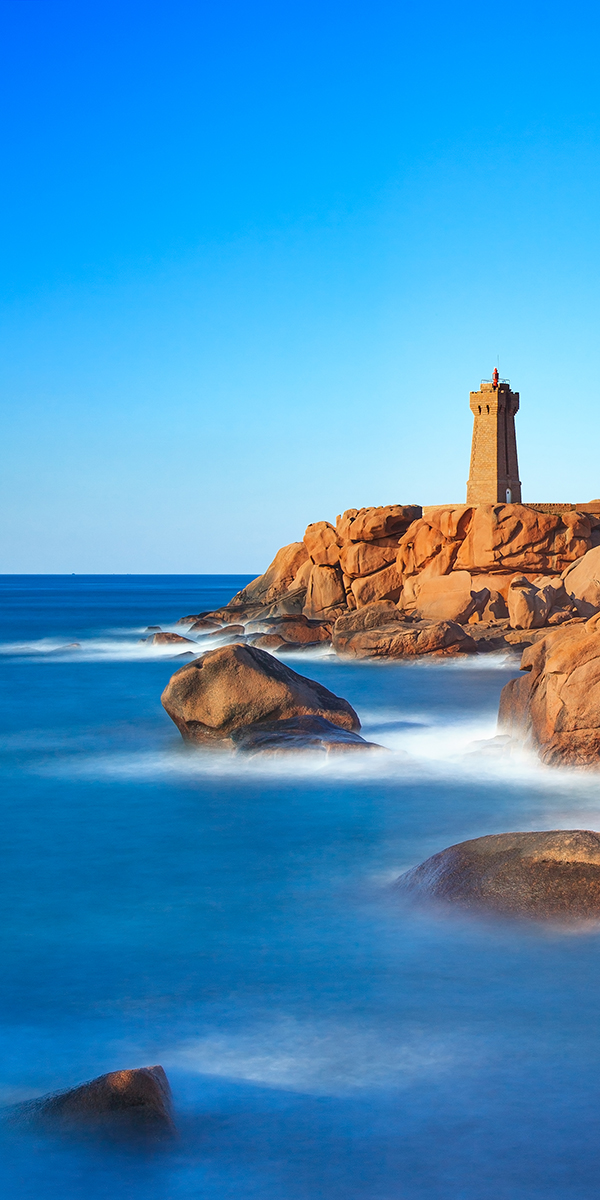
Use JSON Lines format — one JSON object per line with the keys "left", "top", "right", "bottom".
{"left": 397, "top": 830, "right": 600, "bottom": 919}
{"left": 11, "top": 1066, "right": 174, "bottom": 1136}
{"left": 231, "top": 715, "right": 381, "bottom": 757}
{"left": 161, "top": 643, "right": 360, "bottom": 743}
{"left": 246, "top": 614, "right": 332, "bottom": 646}
{"left": 143, "top": 631, "right": 196, "bottom": 646}
{"left": 498, "top": 614, "right": 600, "bottom": 766}
{"left": 333, "top": 617, "right": 476, "bottom": 659}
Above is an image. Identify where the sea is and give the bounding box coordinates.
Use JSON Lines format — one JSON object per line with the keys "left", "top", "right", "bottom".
{"left": 2, "top": 574, "right": 600, "bottom": 1199}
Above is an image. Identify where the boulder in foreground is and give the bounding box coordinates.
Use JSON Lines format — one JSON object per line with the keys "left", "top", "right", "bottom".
{"left": 161, "top": 643, "right": 360, "bottom": 743}
{"left": 11, "top": 1066, "right": 174, "bottom": 1136}
{"left": 397, "top": 830, "right": 600, "bottom": 919}
{"left": 231, "top": 715, "right": 382, "bottom": 757}
{"left": 498, "top": 613, "right": 600, "bottom": 766}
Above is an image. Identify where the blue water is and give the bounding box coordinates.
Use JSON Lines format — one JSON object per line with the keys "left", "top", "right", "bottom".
{"left": 2, "top": 576, "right": 600, "bottom": 1198}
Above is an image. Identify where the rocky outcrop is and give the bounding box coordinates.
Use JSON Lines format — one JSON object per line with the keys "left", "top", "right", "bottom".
{"left": 397, "top": 504, "right": 595, "bottom": 611}
{"left": 498, "top": 614, "right": 600, "bottom": 766}
{"left": 333, "top": 617, "right": 476, "bottom": 659}
{"left": 455, "top": 505, "right": 592, "bottom": 575}
{"left": 397, "top": 830, "right": 600, "bottom": 919}
{"left": 227, "top": 542, "right": 310, "bottom": 617}
{"left": 161, "top": 643, "right": 360, "bottom": 743}
{"left": 230, "top": 715, "right": 381, "bottom": 756}
{"left": 177, "top": 501, "right": 600, "bottom": 645}
{"left": 11, "top": 1066, "right": 174, "bottom": 1135}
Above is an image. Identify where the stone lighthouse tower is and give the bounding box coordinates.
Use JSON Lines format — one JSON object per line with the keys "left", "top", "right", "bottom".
{"left": 466, "top": 368, "right": 521, "bottom": 504}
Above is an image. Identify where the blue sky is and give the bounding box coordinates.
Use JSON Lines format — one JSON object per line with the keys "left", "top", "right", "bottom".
{"left": 2, "top": 0, "right": 600, "bottom": 572}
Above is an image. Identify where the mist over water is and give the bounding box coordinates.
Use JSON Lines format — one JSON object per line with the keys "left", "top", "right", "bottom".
{"left": 2, "top": 576, "right": 600, "bottom": 1198}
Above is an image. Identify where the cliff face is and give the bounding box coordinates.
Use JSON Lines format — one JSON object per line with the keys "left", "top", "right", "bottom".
{"left": 218, "top": 502, "right": 600, "bottom": 624}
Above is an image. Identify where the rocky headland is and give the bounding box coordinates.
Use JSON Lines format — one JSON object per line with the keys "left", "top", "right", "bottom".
{"left": 173, "top": 500, "right": 600, "bottom": 658}
{"left": 156, "top": 499, "right": 600, "bottom": 767}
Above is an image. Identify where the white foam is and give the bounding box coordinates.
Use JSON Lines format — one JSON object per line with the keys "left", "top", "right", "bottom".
{"left": 161, "top": 1016, "right": 461, "bottom": 1096}
{"left": 0, "top": 635, "right": 209, "bottom": 663}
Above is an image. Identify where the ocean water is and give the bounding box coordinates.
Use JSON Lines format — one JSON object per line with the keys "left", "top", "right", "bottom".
{"left": 2, "top": 575, "right": 600, "bottom": 1198}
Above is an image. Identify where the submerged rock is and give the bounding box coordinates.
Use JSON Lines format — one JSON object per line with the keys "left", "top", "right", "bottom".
{"left": 10, "top": 1066, "right": 174, "bottom": 1136}
{"left": 397, "top": 830, "right": 600, "bottom": 920}
{"left": 231, "top": 715, "right": 382, "bottom": 757}
{"left": 161, "top": 643, "right": 360, "bottom": 743}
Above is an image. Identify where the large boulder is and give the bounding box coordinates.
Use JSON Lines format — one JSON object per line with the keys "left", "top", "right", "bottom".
{"left": 336, "top": 504, "right": 421, "bottom": 543}
{"left": 414, "top": 571, "right": 489, "bottom": 625}
{"left": 397, "top": 830, "right": 600, "bottom": 920}
{"left": 230, "top": 715, "right": 380, "bottom": 757}
{"left": 562, "top": 546, "right": 600, "bottom": 617}
{"left": 507, "top": 576, "right": 553, "bottom": 629}
{"left": 303, "top": 564, "right": 346, "bottom": 619}
{"left": 161, "top": 643, "right": 360, "bottom": 743}
{"left": 333, "top": 618, "right": 476, "bottom": 659}
{"left": 498, "top": 614, "right": 600, "bottom": 765}
{"left": 339, "top": 540, "right": 399, "bottom": 578}
{"left": 350, "top": 562, "right": 403, "bottom": 608}
{"left": 12, "top": 1066, "right": 174, "bottom": 1135}
{"left": 303, "top": 521, "right": 341, "bottom": 566}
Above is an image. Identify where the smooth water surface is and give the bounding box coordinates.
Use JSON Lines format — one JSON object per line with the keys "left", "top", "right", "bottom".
{"left": 2, "top": 575, "right": 600, "bottom": 1198}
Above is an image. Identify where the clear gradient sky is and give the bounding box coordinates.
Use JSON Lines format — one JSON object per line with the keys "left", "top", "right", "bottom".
{"left": 2, "top": 0, "right": 600, "bottom": 573}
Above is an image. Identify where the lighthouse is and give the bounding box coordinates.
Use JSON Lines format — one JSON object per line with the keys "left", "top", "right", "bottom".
{"left": 466, "top": 368, "right": 522, "bottom": 504}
